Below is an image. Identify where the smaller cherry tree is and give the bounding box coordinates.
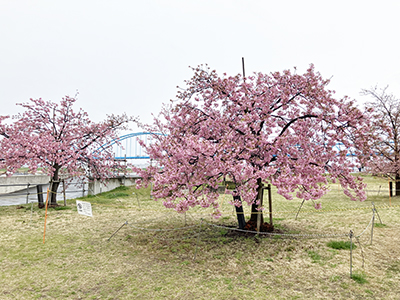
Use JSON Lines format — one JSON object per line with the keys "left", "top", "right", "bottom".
{"left": 136, "top": 65, "right": 371, "bottom": 229}
{"left": 0, "top": 96, "right": 134, "bottom": 207}
{"left": 361, "top": 86, "right": 400, "bottom": 195}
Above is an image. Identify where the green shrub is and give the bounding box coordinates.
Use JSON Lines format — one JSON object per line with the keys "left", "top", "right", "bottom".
{"left": 374, "top": 223, "right": 387, "bottom": 228}
{"left": 351, "top": 272, "right": 368, "bottom": 284}
{"left": 327, "top": 240, "right": 356, "bottom": 250}
{"left": 307, "top": 250, "right": 321, "bottom": 263}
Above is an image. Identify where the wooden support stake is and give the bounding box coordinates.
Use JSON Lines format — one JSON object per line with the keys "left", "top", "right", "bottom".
{"left": 257, "top": 185, "right": 264, "bottom": 232}
{"left": 62, "top": 179, "right": 66, "bottom": 206}
{"left": 268, "top": 184, "right": 273, "bottom": 226}
{"left": 43, "top": 189, "right": 50, "bottom": 244}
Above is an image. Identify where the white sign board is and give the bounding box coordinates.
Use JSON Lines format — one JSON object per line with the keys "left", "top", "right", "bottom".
{"left": 76, "top": 200, "right": 93, "bottom": 217}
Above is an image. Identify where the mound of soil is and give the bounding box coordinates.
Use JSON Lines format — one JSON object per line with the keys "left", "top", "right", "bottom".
{"left": 244, "top": 220, "right": 274, "bottom": 232}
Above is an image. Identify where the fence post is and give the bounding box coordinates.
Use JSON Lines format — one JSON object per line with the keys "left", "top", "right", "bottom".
{"left": 62, "top": 179, "right": 66, "bottom": 206}
{"left": 372, "top": 202, "right": 382, "bottom": 224}
{"left": 268, "top": 184, "right": 273, "bottom": 226}
{"left": 26, "top": 183, "right": 30, "bottom": 204}
{"left": 30, "top": 201, "right": 34, "bottom": 225}
{"left": 43, "top": 189, "right": 50, "bottom": 244}
{"left": 371, "top": 208, "right": 375, "bottom": 245}
{"left": 349, "top": 230, "right": 353, "bottom": 278}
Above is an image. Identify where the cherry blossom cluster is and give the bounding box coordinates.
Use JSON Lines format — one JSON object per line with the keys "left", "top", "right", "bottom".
{"left": 137, "top": 65, "right": 372, "bottom": 217}
{"left": 0, "top": 96, "right": 134, "bottom": 204}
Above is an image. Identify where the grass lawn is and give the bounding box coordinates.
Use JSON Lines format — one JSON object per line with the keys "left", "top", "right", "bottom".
{"left": 1, "top": 176, "right": 399, "bottom": 299}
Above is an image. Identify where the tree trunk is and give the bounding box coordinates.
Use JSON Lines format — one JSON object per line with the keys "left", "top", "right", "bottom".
{"left": 49, "top": 165, "right": 61, "bottom": 207}
{"left": 49, "top": 180, "right": 60, "bottom": 207}
{"left": 396, "top": 174, "right": 400, "bottom": 196}
{"left": 233, "top": 194, "right": 246, "bottom": 230}
{"left": 249, "top": 178, "right": 264, "bottom": 224}
{"left": 37, "top": 184, "right": 45, "bottom": 209}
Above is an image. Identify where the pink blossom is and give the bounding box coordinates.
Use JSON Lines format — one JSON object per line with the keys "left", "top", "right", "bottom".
{"left": 133, "top": 64, "right": 372, "bottom": 220}
{"left": 314, "top": 202, "right": 322, "bottom": 210}
{"left": 0, "top": 96, "right": 135, "bottom": 206}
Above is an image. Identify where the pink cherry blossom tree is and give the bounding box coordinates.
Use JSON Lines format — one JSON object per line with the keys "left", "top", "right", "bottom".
{"left": 361, "top": 86, "right": 400, "bottom": 196}
{"left": 136, "top": 65, "right": 371, "bottom": 230}
{"left": 0, "top": 96, "right": 134, "bottom": 207}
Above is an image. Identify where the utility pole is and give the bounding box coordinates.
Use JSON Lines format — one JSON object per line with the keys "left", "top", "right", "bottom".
{"left": 242, "top": 57, "right": 245, "bottom": 78}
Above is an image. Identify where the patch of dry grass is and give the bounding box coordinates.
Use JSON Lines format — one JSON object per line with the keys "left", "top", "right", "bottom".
{"left": 1, "top": 176, "right": 400, "bottom": 299}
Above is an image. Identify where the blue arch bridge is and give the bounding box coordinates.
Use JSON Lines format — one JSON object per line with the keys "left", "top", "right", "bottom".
{"left": 105, "top": 132, "right": 360, "bottom": 168}
{"left": 107, "top": 132, "right": 159, "bottom": 160}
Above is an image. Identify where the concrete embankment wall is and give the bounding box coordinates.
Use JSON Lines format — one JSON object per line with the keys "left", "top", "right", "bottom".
{"left": 0, "top": 175, "right": 50, "bottom": 194}
{"left": 88, "top": 175, "right": 140, "bottom": 195}
{"left": 0, "top": 174, "right": 140, "bottom": 196}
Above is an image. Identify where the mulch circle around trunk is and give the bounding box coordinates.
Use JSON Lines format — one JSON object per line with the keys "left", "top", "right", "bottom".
{"left": 244, "top": 220, "right": 274, "bottom": 232}
{"left": 223, "top": 220, "right": 284, "bottom": 238}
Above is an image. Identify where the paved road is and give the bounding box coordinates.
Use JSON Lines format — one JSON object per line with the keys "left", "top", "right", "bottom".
{"left": 0, "top": 181, "right": 88, "bottom": 206}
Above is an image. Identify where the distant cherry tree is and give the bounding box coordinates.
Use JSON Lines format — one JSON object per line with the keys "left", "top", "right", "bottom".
{"left": 361, "top": 86, "right": 400, "bottom": 196}
{"left": 0, "top": 96, "right": 134, "bottom": 207}
{"left": 136, "top": 65, "right": 371, "bottom": 230}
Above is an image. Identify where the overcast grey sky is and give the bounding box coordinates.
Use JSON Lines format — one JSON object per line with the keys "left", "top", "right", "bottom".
{"left": 1, "top": 0, "right": 399, "bottom": 130}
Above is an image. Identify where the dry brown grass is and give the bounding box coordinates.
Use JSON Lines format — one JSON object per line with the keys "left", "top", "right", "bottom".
{"left": 1, "top": 178, "right": 400, "bottom": 299}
